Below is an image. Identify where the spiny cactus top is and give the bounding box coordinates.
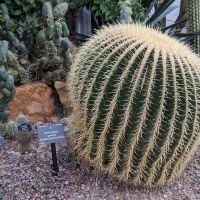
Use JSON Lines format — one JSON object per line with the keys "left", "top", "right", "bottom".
{"left": 69, "top": 23, "right": 200, "bottom": 186}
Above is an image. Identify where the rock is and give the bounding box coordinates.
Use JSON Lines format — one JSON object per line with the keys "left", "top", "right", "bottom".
{"left": 54, "top": 81, "right": 72, "bottom": 116}
{"left": 8, "top": 83, "right": 57, "bottom": 124}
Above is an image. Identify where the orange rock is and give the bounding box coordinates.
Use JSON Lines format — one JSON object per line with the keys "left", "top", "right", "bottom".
{"left": 8, "top": 83, "right": 57, "bottom": 124}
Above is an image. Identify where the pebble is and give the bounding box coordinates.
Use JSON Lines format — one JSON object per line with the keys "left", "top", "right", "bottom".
{"left": 65, "top": 180, "right": 69, "bottom": 185}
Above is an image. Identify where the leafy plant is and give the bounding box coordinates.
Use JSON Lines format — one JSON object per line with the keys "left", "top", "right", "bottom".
{"left": 77, "top": 0, "right": 145, "bottom": 23}
{"left": 2, "top": 0, "right": 45, "bottom": 20}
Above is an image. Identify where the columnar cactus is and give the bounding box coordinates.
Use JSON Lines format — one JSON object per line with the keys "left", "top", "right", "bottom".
{"left": 118, "top": 0, "right": 133, "bottom": 24}
{"left": 31, "top": 0, "right": 72, "bottom": 83}
{"left": 0, "top": 3, "right": 29, "bottom": 85}
{"left": 188, "top": 0, "right": 200, "bottom": 54}
{"left": 0, "top": 40, "right": 28, "bottom": 85}
{"left": 69, "top": 24, "right": 200, "bottom": 186}
{"left": 0, "top": 63, "right": 15, "bottom": 123}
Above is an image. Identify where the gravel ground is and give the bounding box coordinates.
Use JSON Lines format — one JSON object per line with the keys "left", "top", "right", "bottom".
{"left": 0, "top": 135, "right": 199, "bottom": 200}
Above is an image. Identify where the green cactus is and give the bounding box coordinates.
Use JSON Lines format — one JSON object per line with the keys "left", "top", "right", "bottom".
{"left": 188, "top": 0, "right": 200, "bottom": 54}
{"left": 118, "top": 0, "right": 133, "bottom": 24}
{"left": 60, "top": 38, "right": 70, "bottom": 51}
{"left": 0, "top": 68, "right": 15, "bottom": 123}
{"left": 42, "top": 2, "right": 54, "bottom": 27}
{"left": 0, "top": 122, "right": 6, "bottom": 135}
{"left": 53, "top": 2, "right": 68, "bottom": 19}
{"left": 69, "top": 24, "right": 200, "bottom": 186}
{"left": 5, "top": 121, "right": 17, "bottom": 138}
{"left": 16, "top": 114, "right": 28, "bottom": 125}
{"left": 30, "top": 0, "right": 71, "bottom": 84}
{"left": 17, "top": 129, "right": 31, "bottom": 154}
{"left": 61, "top": 22, "right": 69, "bottom": 37}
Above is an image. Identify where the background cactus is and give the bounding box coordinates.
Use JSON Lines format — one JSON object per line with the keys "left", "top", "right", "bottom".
{"left": 16, "top": 114, "right": 28, "bottom": 125}
{"left": 188, "top": 0, "right": 200, "bottom": 54}
{"left": 0, "top": 39, "right": 29, "bottom": 85}
{"left": 69, "top": 24, "right": 200, "bottom": 186}
{"left": 0, "top": 122, "right": 6, "bottom": 135}
{"left": 16, "top": 129, "right": 31, "bottom": 154}
{"left": 0, "top": 66, "right": 15, "bottom": 123}
{"left": 5, "top": 121, "right": 17, "bottom": 138}
{"left": 29, "top": 0, "right": 72, "bottom": 84}
{"left": 0, "top": 3, "right": 29, "bottom": 85}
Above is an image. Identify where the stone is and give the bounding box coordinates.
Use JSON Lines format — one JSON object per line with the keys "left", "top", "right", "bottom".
{"left": 54, "top": 81, "right": 72, "bottom": 116}
{"left": 8, "top": 83, "right": 57, "bottom": 124}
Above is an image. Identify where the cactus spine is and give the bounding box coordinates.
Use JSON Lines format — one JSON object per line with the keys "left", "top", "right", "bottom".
{"left": 188, "top": 0, "right": 200, "bottom": 54}
{"left": 69, "top": 24, "right": 200, "bottom": 186}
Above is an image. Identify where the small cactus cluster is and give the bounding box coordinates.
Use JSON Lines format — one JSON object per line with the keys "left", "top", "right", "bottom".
{"left": 0, "top": 65, "right": 15, "bottom": 122}
{"left": 69, "top": 24, "right": 200, "bottom": 186}
{"left": 0, "top": 114, "right": 32, "bottom": 153}
{"left": 0, "top": 40, "right": 28, "bottom": 85}
{"left": 15, "top": 114, "right": 32, "bottom": 153}
{"left": 31, "top": 0, "right": 72, "bottom": 83}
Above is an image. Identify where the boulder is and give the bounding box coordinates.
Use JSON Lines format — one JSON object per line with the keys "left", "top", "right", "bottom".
{"left": 8, "top": 83, "right": 57, "bottom": 124}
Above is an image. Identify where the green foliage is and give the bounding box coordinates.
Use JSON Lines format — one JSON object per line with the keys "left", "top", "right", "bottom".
{"left": 0, "top": 11, "right": 6, "bottom": 29}
{"left": 69, "top": 24, "right": 200, "bottom": 186}
{"left": 2, "top": 0, "right": 45, "bottom": 20}
{"left": 77, "top": 0, "right": 145, "bottom": 22}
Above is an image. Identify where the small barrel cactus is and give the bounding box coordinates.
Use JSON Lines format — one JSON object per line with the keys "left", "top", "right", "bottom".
{"left": 16, "top": 114, "right": 28, "bottom": 125}
{"left": 17, "top": 130, "right": 31, "bottom": 154}
{"left": 69, "top": 24, "right": 200, "bottom": 186}
{"left": 5, "top": 121, "right": 17, "bottom": 138}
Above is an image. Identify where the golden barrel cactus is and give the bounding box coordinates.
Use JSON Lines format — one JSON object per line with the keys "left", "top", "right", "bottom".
{"left": 69, "top": 24, "right": 200, "bottom": 186}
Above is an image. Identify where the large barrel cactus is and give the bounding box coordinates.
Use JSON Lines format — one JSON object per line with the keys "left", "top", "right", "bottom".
{"left": 69, "top": 24, "right": 200, "bottom": 186}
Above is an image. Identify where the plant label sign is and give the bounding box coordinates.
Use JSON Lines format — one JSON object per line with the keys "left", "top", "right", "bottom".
{"left": 38, "top": 124, "right": 65, "bottom": 145}
{"left": 0, "top": 136, "right": 5, "bottom": 148}
{"left": 17, "top": 123, "right": 32, "bottom": 131}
